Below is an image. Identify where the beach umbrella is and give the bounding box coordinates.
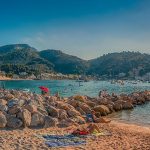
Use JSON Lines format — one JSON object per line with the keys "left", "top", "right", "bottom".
{"left": 39, "top": 86, "right": 49, "bottom": 93}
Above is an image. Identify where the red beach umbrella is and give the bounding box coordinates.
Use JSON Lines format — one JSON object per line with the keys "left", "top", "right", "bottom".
{"left": 39, "top": 86, "right": 49, "bottom": 93}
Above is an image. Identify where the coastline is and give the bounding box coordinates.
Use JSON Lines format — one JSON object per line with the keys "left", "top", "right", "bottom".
{"left": 0, "top": 76, "right": 12, "bottom": 80}
{"left": 0, "top": 121, "right": 149, "bottom": 150}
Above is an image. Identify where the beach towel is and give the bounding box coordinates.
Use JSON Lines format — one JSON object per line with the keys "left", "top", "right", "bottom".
{"left": 43, "top": 134, "right": 76, "bottom": 140}
{"left": 45, "top": 140, "right": 86, "bottom": 147}
{"left": 42, "top": 134, "right": 86, "bottom": 148}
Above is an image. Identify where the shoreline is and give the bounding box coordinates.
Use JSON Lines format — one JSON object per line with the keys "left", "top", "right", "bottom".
{"left": 107, "top": 115, "right": 150, "bottom": 128}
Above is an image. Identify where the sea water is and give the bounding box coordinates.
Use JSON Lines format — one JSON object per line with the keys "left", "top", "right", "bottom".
{"left": 0, "top": 80, "right": 150, "bottom": 125}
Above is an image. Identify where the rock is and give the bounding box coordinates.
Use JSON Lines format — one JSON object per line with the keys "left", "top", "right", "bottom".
{"left": 98, "top": 98, "right": 110, "bottom": 105}
{"left": 0, "top": 105, "right": 8, "bottom": 112}
{"left": 106, "top": 104, "right": 114, "bottom": 112}
{"left": 44, "top": 116, "right": 58, "bottom": 128}
{"left": 113, "top": 101, "right": 123, "bottom": 111}
{"left": 8, "top": 106, "right": 21, "bottom": 114}
{"left": 0, "top": 112, "right": 7, "bottom": 128}
{"left": 76, "top": 107, "right": 86, "bottom": 115}
{"left": 7, "top": 116, "right": 23, "bottom": 128}
{"left": 95, "top": 112, "right": 101, "bottom": 118}
{"left": 74, "top": 116, "right": 86, "bottom": 124}
{"left": 67, "top": 99, "right": 78, "bottom": 108}
{"left": 5, "top": 94, "right": 14, "bottom": 100}
{"left": 19, "top": 109, "right": 31, "bottom": 127}
{"left": 74, "top": 95, "right": 85, "bottom": 102}
{"left": 122, "top": 101, "right": 134, "bottom": 109}
{"left": 78, "top": 103, "right": 91, "bottom": 113}
{"left": 30, "top": 112, "right": 44, "bottom": 127}
{"left": 86, "top": 101, "right": 96, "bottom": 107}
{"left": 24, "top": 104, "right": 37, "bottom": 113}
{"left": 47, "top": 106, "right": 59, "bottom": 117}
{"left": 58, "top": 109, "right": 68, "bottom": 120}
{"left": 137, "top": 97, "right": 145, "bottom": 104}
{"left": 67, "top": 108, "right": 81, "bottom": 117}
{"left": 7, "top": 99, "right": 18, "bottom": 108}
{"left": 0, "top": 93, "right": 4, "bottom": 99}
{"left": 93, "top": 105, "right": 110, "bottom": 116}
{"left": 57, "top": 102, "right": 74, "bottom": 110}
{"left": 58, "top": 118, "right": 76, "bottom": 128}
{"left": 37, "top": 107, "right": 48, "bottom": 116}
{"left": 0, "top": 99, "right": 7, "bottom": 105}
{"left": 17, "top": 99, "right": 25, "bottom": 107}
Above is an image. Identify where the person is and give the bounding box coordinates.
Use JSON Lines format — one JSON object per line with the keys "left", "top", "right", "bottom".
{"left": 86, "top": 110, "right": 111, "bottom": 123}
{"left": 72, "top": 123, "right": 101, "bottom": 135}
{"left": 55, "top": 91, "right": 61, "bottom": 100}
{"left": 41, "top": 90, "right": 49, "bottom": 96}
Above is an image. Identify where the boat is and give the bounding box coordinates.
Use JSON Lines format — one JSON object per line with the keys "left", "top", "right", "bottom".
{"left": 22, "top": 88, "right": 30, "bottom": 92}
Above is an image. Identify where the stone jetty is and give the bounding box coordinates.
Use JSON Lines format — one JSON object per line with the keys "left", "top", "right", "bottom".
{"left": 0, "top": 89, "right": 149, "bottom": 129}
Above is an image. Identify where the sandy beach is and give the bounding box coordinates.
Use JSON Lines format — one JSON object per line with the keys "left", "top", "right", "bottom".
{"left": 0, "top": 76, "right": 11, "bottom": 80}
{"left": 0, "top": 121, "right": 149, "bottom": 150}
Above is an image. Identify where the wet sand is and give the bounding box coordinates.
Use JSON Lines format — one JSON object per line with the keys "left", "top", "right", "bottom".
{"left": 0, "top": 121, "right": 149, "bottom": 150}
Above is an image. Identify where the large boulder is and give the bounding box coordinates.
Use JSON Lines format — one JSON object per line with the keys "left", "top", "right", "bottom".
{"left": 18, "top": 109, "right": 31, "bottom": 127}
{"left": 74, "top": 116, "right": 86, "bottom": 124}
{"left": 0, "top": 99, "right": 7, "bottom": 105}
{"left": 37, "top": 107, "right": 48, "bottom": 116}
{"left": 44, "top": 116, "right": 58, "bottom": 128}
{"left": 56, "top": 102, "right": 74, "bottom": 110}
{"left": 7, "top": 116, "right": 23, "bottom": 128}
{"left": 58, "top": 118, "right": 76, "bottom": 128}
{"left": 47, "top": 106, "right": 59, "bottom": 117}
{"left": 93, "top": 105, "right": 110, "bottom": 116}
{"left": 67, "top": 108, "right": 81, "bottom": 117}
{"left": 78, "top": 103, "right": 91, "bottom": 113}
{"left": 5, "top": 94, "right": 14, "bottom": 100}
{"left": 17, "top": 99, "right": 25, "bottom": 107}
{"left": 122, "top": 101, "right": 134, "bottom": 109}
{"left": 86, "top": 101, "right": 96, "bottom": 108}
{"left": 0, "top": 112, "right": 7, "bottom": 128}
{"left": 106, "top": 104, "right": 114, "bottom": 112}
{"left": 58, "top": 109, "right": 68, "bottom": 120}
{"left": 0, "top": 105, "right": 8, "bottom": 112}
{"left": 8, "top": 106, "right": 21, "bottom": 115}
{"left": 7, "top": 99, "right": 18, "bottom": 108}
{"left": 73, "top": 95, "right": 86, "bottom": 102}
{"left": 24, "top": 104, "right": 37, "bottom": 113}
{"left": 67, "top": 99, "right": 78, "bottom": 108}
{"left": 76, "top": 107, "right": 86, "bottom": 115}
{"left": 113, "top": 101, "right": 123, "bottom": 111}
{"left": 30, "top": 112, "right": 44, "bottom": 127}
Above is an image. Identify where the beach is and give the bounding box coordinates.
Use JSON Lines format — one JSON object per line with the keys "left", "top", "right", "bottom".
{"left": 0, "top": 76, "right": 11, "bottom": 80}
{"left": 0, "top": 121, "right": 149, "bottom": 150}
{"left": 0, "top": 88, "right": 149, "bottom": 150}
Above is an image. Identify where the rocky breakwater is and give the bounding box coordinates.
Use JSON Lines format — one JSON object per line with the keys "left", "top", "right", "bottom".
{"left": 0, "top": 89, "right": 149, "bottom": 129}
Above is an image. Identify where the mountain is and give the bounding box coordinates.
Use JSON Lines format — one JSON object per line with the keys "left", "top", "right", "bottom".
{"left": 0, "top": 44, "right": 54, "bottom": 75}
{"left": 0, "top": 44, "right": 150, "bottom": 78}
{"left": 88, "top": 51, "right": 150, "bottom": 77}
{"left": 39, "top": 49, "right": 89, "bottom": 74}
{"left": 0, "top": 44, "right": 37, "bottom": 55}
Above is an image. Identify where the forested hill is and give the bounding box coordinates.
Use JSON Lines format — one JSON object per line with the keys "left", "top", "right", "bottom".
{"left": 88, "top": 51, "right": 150, "bottom": 77}
{"left": 0, "top": 44, "right": 149, "bottom": 78}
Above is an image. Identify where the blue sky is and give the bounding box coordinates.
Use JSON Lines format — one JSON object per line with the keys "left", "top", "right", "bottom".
{"left": 0, "top": 0, "right": 150, "bottom": 59}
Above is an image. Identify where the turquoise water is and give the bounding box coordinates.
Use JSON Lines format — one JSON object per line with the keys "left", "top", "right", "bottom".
{"left": 0, "top": 80, "right": 150, "bottom": 125}
{"left": 0, "top": 80, "right": 150, "bottom": 97}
